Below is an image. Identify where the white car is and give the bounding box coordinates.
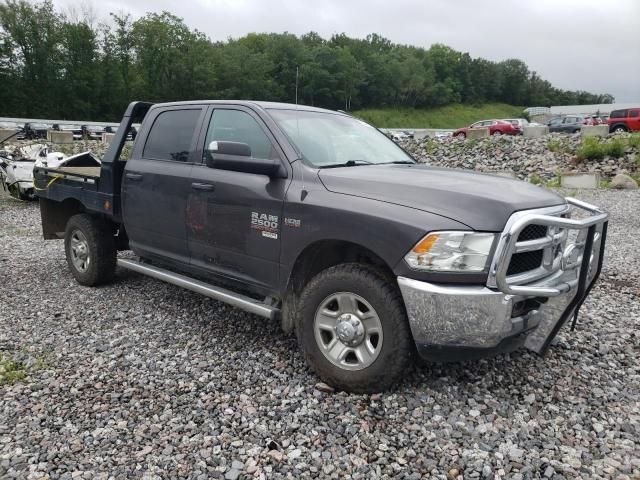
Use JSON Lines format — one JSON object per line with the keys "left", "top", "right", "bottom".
{"left": 502, "top": 118, "right": 529, "bottom": 131}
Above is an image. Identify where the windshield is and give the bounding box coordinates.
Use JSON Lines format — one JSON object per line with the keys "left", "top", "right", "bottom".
{"left": 268, "top": 109, "right": 414, "bottom": 168}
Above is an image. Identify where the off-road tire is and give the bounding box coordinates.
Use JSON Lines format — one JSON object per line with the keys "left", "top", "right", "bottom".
{"left": 296, "top": 263, "right": 413, "bottom": 393}
{"left": 64, "top": 214, "right": 116, "bottom": 286}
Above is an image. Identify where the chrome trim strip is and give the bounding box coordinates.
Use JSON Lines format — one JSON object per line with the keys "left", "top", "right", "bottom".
{"left": 117, "top": 258, "right": 279, "bottom": 320}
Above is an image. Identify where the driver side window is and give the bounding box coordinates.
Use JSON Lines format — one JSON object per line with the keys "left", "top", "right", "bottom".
{"left": 205, "top": 109, "right": 279, "bottom": 161}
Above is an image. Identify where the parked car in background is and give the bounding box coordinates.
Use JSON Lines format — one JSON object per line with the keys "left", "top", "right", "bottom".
{"left": 502, "top": 118, "right": 529, "bottom": 131}
{"left": 390, "top": 130, "right": 414, "bottom": 142}
{"left": 453, "top": 119, "right": 520, "bottom": 139}
{"left": 53, "top": 123, "right": 84, "bottom": 140}
{"left": 105, "top": 124, "right": 137, "bottom": 141}
{"left": 0, "top": 121, "right": 26, "bottom": 140}
{"left": 547, "top": 115, "right": 586, "bottom": 133}
{"left": 85, "top": 125, "right": 105, "bottom": 140}
{"left": 24, "top": 122, "right": 52, "bottom": 139}
{"left": 608, "top": 108, "right": 640, "bottom": 133}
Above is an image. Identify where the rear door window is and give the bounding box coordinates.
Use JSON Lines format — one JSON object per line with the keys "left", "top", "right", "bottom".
{"left": 143, "top": 109, "right": 202, "bottom": 162}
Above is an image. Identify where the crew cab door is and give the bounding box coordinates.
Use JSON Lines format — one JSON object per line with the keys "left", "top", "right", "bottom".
{"left": 187, "top": 106, "right": 289, "bottom": 290}
{"left": 122, "top": 106, "right": 205, "bottom": 264}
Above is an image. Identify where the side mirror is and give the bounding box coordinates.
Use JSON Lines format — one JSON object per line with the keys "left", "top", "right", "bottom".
{"left": 207, "top": 140, "right": 251, "bottom": 157}
{"left": 205, "top": 141, "right": 286, "bottom": 178}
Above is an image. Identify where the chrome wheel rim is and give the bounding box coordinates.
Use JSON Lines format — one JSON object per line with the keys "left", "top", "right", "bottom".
{"left": 314, "top": 292, "right": 383, "bottom": 371}
{"left": 614, "top": 127, "right": 626, "bottom": 133}
{"left": 70, "top": 230, "right": 90, "bottom": 272}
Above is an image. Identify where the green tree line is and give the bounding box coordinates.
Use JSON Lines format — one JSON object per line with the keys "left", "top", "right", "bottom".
{"left": 0, "top": 0, "right": 613, "bottom": 122}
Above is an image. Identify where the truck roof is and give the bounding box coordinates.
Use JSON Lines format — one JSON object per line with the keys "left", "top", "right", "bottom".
{"left": 150, "top": 100, "right": 345, "bottom": 115}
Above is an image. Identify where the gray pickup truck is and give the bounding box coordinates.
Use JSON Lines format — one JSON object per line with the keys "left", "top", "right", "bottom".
{"left": 35, "top": 101, "right": 608, "bottom": 393}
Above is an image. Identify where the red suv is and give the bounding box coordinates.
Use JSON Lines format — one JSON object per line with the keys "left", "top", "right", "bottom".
{"left": 453, "top": 119, "right": 520, "bottom": 139}
{"left": 608, "top": 108, "right": 640, "bottom": 133}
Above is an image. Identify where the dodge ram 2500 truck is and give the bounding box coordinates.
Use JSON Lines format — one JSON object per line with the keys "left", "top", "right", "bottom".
{"left": 35, "top": 101, "right": 608, "bottom": 393}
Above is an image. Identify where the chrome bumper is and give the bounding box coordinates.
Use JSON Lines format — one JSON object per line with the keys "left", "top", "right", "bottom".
{"left": 398, "top": 197, "right": 608, "bottom": 356}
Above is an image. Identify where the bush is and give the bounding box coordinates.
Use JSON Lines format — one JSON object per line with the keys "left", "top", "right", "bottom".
{"left": 604, "top": 138, "right": 626, "bottom": 158}
{"left": 576, "top": 137, "right": 605, "bottom": 161}
{"left": 547, "top": 138, "right": 572, "bottom": 154}
{"left": 547, "top": 139, "right": 562, "bottom": 152}
{"left": 529, "top": 172, "right": 542, "bottom": 185}
{"left": 628, "top": 133, "right": 640, "bottom": 150}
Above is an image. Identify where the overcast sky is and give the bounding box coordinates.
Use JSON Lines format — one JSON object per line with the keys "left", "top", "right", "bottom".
{"left": 56, "top": 0, "right": 640, "bottom": 103}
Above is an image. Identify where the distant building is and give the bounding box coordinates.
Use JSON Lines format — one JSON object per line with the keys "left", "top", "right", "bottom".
{"left": 525, "top": 103, "right": 639, "bottom": 117}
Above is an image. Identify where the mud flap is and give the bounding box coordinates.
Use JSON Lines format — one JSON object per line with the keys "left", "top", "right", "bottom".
{"left": 524, "top": 222, "right": 607, "bottom": 355}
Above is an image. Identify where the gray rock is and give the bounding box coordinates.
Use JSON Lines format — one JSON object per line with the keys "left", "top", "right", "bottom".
{"left": 610, "top": 173, "right": 638, "bottom": 189}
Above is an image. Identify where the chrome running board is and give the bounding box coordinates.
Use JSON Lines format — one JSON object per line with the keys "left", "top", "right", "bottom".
{"left": 117, "top": 258, "right": 279, "bottom": 320}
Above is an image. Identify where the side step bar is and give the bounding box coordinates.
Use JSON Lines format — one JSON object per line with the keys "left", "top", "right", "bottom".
{"left": 117, "top": 258, "right": 279, "bottom": 320}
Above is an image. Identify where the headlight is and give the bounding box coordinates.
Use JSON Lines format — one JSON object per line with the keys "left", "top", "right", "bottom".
{"left": 404, "top": 231, "right": 496, "bottom": 272}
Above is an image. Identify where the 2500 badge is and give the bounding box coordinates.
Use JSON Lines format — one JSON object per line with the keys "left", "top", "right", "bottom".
{"left": 251, "top": 211, "right": 279, "bottom": 239}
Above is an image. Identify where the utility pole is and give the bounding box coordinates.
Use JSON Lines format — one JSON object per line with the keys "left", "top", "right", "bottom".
{"left": 295, "top": 66, "right": 299, "bottom": 105}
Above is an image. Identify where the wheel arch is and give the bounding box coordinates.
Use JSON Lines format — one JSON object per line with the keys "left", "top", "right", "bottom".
{"left": 609, "top": 122, "right": 628, "bottom": 132}
{"left": 281, "top": 239, "right": 396, "bottom": 333}
{"left": 39, "top": 197, "right": 87, "bottom": 239}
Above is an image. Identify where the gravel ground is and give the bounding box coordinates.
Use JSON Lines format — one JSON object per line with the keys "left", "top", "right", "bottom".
{"left": 0, "top": 187, "right": 638, "bottom": 479}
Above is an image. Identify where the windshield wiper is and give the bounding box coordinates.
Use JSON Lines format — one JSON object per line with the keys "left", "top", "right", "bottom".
{"left": 319, "top": 159, "right": 374, "bottom": 169}
{"left": 382, "top": 160, "right": 415, "bottom": 165}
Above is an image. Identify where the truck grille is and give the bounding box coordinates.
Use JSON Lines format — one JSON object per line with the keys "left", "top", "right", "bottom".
{"left": 505, "top": 223, "right": 567, "bottom": 284}
{"left": 517, "top": 224, "right": 547, "bottom": 241}
{"left": 507, "top": 250, "right": 544, "bottom": 276}
{"left": 488, "top": 199, "right": 608, "bottom": 297}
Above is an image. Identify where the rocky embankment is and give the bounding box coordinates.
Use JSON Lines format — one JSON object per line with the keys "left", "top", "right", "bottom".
{"left": 402, "top": 133, "right": 639, "bottom": 184}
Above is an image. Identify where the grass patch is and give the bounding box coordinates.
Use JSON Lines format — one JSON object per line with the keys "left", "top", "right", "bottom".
{"left": 628, "top": 133, "right": 640, "bottom": 150}
{"left": 0, "top": 353, "right": 27, "bottom": 385}
{"left": 547, "top": 138, "right": 573, "bottom": 155}
{"left": 529, "top": 172, "right": 543, "bottom": 185}
{"left": 353, "top": 103, "right": 525, "bottom": 128}
{"left": 546, "top": 171, "right": 563, "bottom": 188}
{"left": 0, "top": 350, "right": 49, "bottom": 385}
{"left": 576, "top": 137, "right": 605, "bottom": 161}
{"left": 604, "top": 138, "right": 626, "bottom": 158}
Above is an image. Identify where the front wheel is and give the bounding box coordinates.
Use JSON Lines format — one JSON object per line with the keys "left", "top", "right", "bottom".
{"left": 613, "top": 126, "right": 628, "bottom": 133}
{"left": 492, "top": 130, "right": 502, "bottom": 136}
{"left": 456, "top": 133, "right": 466, "bottom": 139}
{"left": 64, "top": 214, "right": 116, "bottom": 286}
{"left": 296, "top": 264, "right": 413, "bottom": 393}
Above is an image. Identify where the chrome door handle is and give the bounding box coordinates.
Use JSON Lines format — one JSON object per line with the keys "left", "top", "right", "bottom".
{"left": 192, "top": 182, "right": 215, "bottom": 191}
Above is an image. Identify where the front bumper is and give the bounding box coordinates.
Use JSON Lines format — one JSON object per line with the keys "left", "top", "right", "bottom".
{"left": 398, "top": 197, "right": 608, "bottom": 361}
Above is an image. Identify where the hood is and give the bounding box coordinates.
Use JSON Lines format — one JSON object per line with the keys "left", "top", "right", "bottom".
{"left": 318, "top": 164, "right": 565, "bottom": 231}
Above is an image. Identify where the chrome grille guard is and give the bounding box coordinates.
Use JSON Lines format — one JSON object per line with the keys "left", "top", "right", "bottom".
{"left": 490, "top": 197, "right": 609, "bottom": 297}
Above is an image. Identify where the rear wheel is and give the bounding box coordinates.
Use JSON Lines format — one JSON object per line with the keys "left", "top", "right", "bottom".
{"left": 64, "top": 214, "right": 116, "bottom": 286}
{"left": 613, "top": 125, "right": 628, "bottom": 133}
{"left": 296, "top": 263, "right": 413, "bottom": 393}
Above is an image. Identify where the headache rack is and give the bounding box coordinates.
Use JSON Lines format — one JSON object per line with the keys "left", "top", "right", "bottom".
{"left": 488, "top": 197, "right": 608, "bottom": 298}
